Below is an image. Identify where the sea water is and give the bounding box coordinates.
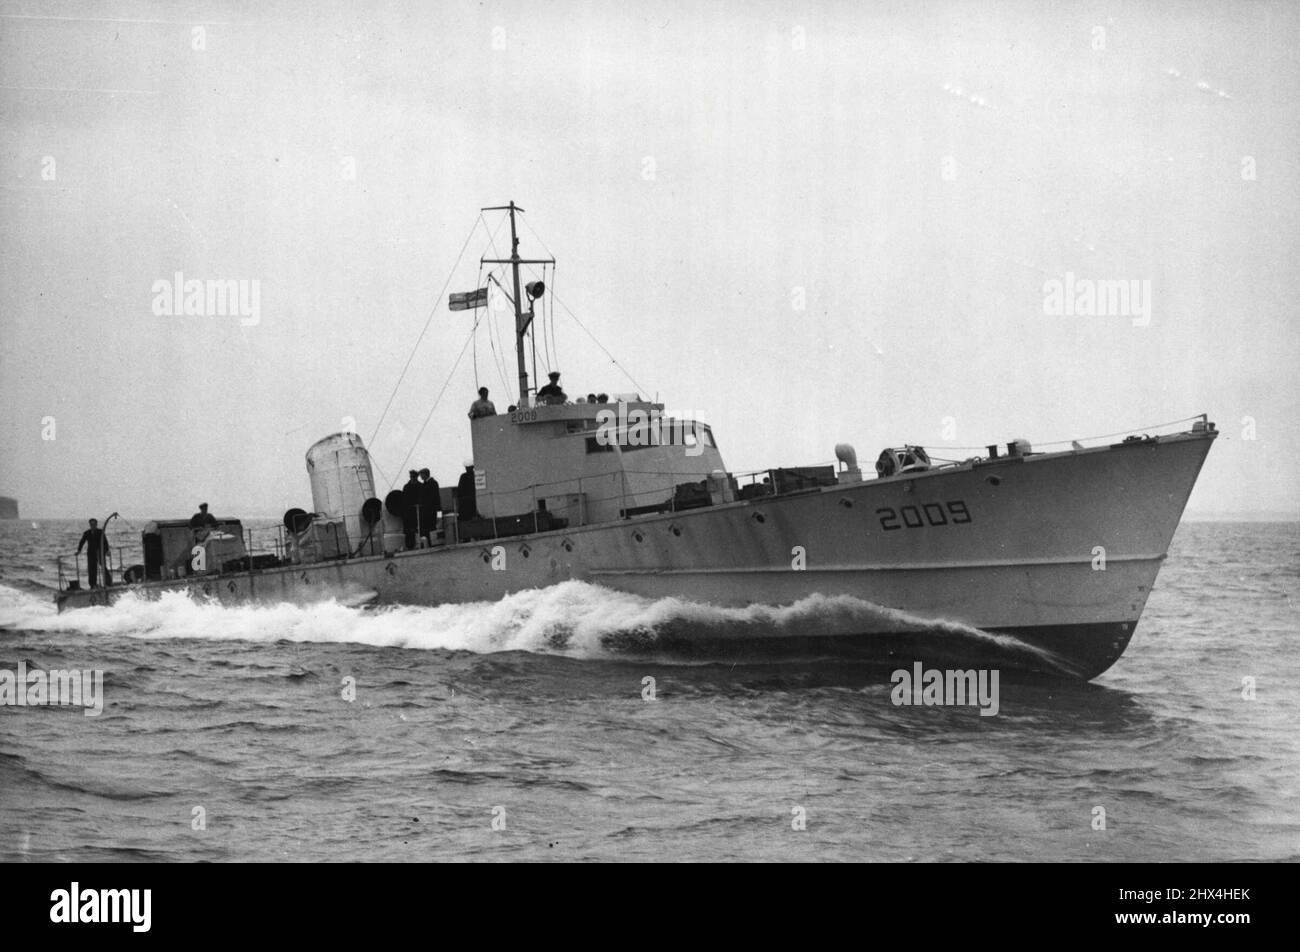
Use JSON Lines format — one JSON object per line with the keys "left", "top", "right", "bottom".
{"left": 1, "top": 519, "right": 1296, "bottom": 861}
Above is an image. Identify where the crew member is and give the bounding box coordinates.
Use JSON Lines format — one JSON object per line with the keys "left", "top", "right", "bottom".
{"left": 468, "top": 387, "right": 497, "bottom": 420}
{"left": 419, "top": 468, "right": 441, "bottom": 545}
{"left": 537, "top": 371, "right": 567, "bottom": 405}
{"left": 402, "top": 470, "right": 422, "bottom": 549}
{"left": 77, "top": 518, "right": 109, "bottom": 589}
{"left": 189, "top": 502, "right": 217, "bottom": 529}
{"left": 189, "top": 502, "right": 217, "bottom": 543}
{"left": 455, "top": 461, "right": 479, "bottom": 521}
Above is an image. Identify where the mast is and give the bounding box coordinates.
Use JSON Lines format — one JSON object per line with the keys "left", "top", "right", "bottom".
{"left": 481, "top": 201, "right": 554, "bottom": 406}
{"left": 508, "top": 203, "right": 527, "bottom": 404}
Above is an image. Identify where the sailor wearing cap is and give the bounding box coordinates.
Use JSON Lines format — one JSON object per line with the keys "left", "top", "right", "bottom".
{"left": 456, "top": 461, "right": 479, "bottom": 521}
{"left": 537, "top": 371, "right": 567, "bottom": 405}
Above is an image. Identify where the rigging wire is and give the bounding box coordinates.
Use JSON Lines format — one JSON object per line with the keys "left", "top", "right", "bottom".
{"left": 367, "top": 214, "right": 483, "bottom": 450}
{"left": 370, "top": 453, "right": 393, "bottom": 496}
{"left": 547, "top": 265, "right": 559, "bottom": 377}
{"left": 517, "top": 212, "right": 643, "bottom": 395}
{"left": 521, "top": 261, "right": 553, "bottom": 374}
{"left": 481, "top": 221, "right": 518, "bottom": 396}
{"left": 539, "top": 263, "right": 554, "bottom": 371}
{"left": 519, "top": 215, "right": 562, "bottom": 377}
{"left": 530, "top": 294, "right": 538, "bottom": 394}
{"left": 484, "top": 268, "right": 513, "bottom": 396}
{"left": 529, "top": 262, "right": 557, "bottom": 376}
{"left": 390, "top": 323, "right": 479, "bottom": 487}
{"left": 520, "top": 212, "right": 555, "bottom": 263}
{"left": 474, "top": 213, "right": 514, "bottom": 396}
{"left": 549, "top": 288, "right": 649, "bottom": 397}
{"left": 472, "top": 261, "right": 483, "bottom": 390}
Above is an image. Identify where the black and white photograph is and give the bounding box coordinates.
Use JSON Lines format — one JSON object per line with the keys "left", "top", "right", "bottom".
{"left": 0, "top": 0, "right": 1295, "bottom": 897}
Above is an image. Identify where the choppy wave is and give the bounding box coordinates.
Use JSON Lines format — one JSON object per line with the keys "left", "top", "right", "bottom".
{"left": 0, "top": 581, "right": 1066, "bottom": 668}
{"left": 0, "top": 575, "right": 57, "bottom": 596}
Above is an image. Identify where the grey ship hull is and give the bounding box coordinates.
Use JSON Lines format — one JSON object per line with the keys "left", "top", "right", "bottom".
{"left": 56, "top": 428, "right": 1215, "bottom": 679}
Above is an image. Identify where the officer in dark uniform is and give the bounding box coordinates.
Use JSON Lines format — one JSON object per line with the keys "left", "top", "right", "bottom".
{"left": 402, "top": 470, "right": 422, "bottom": 549}
{"left": 189, "top": 502, "right": 217, "bottom": 529}
{"left": 418, "top": 468, "right": 441, "bottom": 545}
{"left": 77, "top": 518, "right": 109, "bottom": 588}
{"left": 537, "top": 371, "right": 566, "bottom": 405}
{"left": 456, "top": 462, "right": 479, "bottom": 521}
{"left": 188, "top": 502, "right": 218, "bottom": 546}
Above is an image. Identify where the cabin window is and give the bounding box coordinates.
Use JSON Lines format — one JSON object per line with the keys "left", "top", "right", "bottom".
{"left": 586, "top": 437, "right": 615, "bottom": 454}
{"left": 700, "top": 426, "right": 716, "bottom": 449}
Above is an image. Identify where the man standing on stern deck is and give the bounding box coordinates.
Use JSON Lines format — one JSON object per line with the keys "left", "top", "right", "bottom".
{"left": 77, "top": 518, "right": 109, "bottom": 589}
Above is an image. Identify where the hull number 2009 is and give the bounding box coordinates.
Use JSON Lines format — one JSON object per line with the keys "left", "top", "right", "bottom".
{"left": 876, "top": 500, "right": 971, "bottom": 531}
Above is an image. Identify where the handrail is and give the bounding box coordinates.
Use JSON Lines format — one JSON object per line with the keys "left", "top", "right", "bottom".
{"left": 929, "top": 414, "right": 1208, "bottom": 454}
{"left": 57, "top": 518, "right": 299, "bottom": 591}
{"left": 55, "top": 416, "right": 1208, "bottom": 590}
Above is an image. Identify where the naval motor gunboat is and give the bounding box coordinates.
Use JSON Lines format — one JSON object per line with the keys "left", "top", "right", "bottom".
{"left": 55, "top": 202, "right": 1218, "bottom": 679}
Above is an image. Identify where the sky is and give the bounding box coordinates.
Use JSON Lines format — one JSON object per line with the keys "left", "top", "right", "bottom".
{"left": 1, "top": 0, "right": 1297, "bottom": 519}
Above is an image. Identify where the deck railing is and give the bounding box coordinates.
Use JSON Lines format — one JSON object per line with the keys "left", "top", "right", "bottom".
{"left": 56, "top": 414, "right": 1211, "bottom": 592}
